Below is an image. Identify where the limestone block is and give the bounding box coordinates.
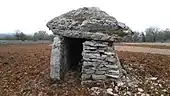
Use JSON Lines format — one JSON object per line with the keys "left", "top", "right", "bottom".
{"left": 95, "top": 70, "right": 106, "bottom": 75}
{"left": 105, "top": 64, "right": 118, "bottom": 69}
{"left": 105, "top": 74, "right": 119, "bottom": 79}
{"left": 83, "top": 46, "right": 97, "bottom": 50}
{"left": 107, "top": 57, "right": 117, "bottom": 63}
{"left": 92, "top": 75, "right": 106, "bottom": 80}
{"left": 81, "top": 74, "right": 91, "bottom": 80}
{"left": 82, "top": 68, "right": 95, "bottom": 74}
{"left": 98, "top": 67, "right": 108, "bottom": 71}
{"left": 50, "top": 36, "right": 61, "bottom": 80}
{"left": 108, "top": 70, "right": 120, "bottom": 74}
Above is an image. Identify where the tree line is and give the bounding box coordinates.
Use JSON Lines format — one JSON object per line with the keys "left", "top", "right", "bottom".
{"left": 1, "top": 27, "right": 170, "bottom": 43}
{"left": 0, "top": 30, "right": 55, "bottom": 41}
{"left": 123, "top": 27, "right": 170, "bottom": 42}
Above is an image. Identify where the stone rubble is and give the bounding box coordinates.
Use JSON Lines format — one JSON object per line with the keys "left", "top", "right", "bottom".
{"left": 106, "top": 88, "right": 114, "bottom": 95}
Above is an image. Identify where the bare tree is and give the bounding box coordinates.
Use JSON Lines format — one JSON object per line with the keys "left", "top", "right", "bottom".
{"left": 33, "top": 31, "right": 49, "bottom": 41}
{"left": 163, "top": 28, "right": 170, "bottom": 42}
{"left": 132, "top": 31, "right": 140, "bottom": 42}
{"left": 15, "top": 30, "right": 27, "bottom": 41}
{"left": 145, "top": 27, "right": 160, "bottom": 42}
{"left": 141, "top": 32, "right": 146, "bottom": 42}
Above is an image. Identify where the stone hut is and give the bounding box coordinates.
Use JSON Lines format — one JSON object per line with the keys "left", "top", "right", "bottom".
{"left": 47, "top": 7, "right": 128, "bottom": 85}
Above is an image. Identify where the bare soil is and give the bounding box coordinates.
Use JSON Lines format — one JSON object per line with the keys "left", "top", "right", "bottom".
{"left": 117, "top": 43, "right": 170, "bottom": 49}
{"left": 0, "top": 44, "right": 90, "bottom": 96}
{"left": 115, "top": 46, "right": 170, "bottom": 55}
{"left": 0, "top": 44, "right": 170, "bottom": 95}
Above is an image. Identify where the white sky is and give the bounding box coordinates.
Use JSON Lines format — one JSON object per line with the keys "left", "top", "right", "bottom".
{"left": 0, "top": 0, "right": 170, "bottom": 34}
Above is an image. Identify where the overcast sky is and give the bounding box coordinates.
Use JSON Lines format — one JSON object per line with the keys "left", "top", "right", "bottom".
{"left": 0, "top": 0, "right": 169, "bottom": 34}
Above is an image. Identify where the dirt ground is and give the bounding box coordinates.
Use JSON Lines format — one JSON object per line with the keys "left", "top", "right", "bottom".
{"left": 0, "top": 44, "right": 170, "bottom": 95}
{"left": 119, "top": 43, "right": 170, "bottom": 46}
{"left": 115, "top": 46, "right": 170, "bottom": 55}
{"left": 116, "top": 43, "right": 170, "bottom": 49}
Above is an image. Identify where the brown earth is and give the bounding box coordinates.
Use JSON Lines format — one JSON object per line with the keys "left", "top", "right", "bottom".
{"left": 0, "top": 44, "right": 90, "bottom": 96}
{"left": 0, "top": 44, "right": 170, "bottom": 95}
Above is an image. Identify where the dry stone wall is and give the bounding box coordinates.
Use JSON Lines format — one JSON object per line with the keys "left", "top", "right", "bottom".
{"left": 81, "top": 40, "right": 121, "bottom": 85}
{"left": 48, "top": 7, "right": 128, "bottom": 85}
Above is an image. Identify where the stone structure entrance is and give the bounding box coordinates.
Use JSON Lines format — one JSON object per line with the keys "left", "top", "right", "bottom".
{"left": 47, "top": 7, "right": 129, "bottom": 85}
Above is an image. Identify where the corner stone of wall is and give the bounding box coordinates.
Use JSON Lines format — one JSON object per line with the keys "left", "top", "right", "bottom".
{"left": 81, "top": 40, "right": 122, "bottom": 85}
{"left": 50, "top": 35, "right": 62, "bottom": 80}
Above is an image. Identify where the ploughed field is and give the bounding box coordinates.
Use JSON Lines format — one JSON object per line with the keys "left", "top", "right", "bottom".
{"left": 0, "top": 44, "right": 170, "bottom": 96}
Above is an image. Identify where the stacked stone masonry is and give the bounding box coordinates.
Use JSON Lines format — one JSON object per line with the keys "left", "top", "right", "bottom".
{"left": 47, "top": 7, "right": 129, "bottom": 85}
{"left": 81, "top": 40, "right": 121, "bottom": 85}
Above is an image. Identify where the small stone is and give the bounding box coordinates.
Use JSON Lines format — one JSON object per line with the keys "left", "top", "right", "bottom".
{"left": 141, "top": 93, "right": 146, "bottom": 96}
{"left": 81, "top": 74, "right": 91, "bottom": 80}
{"left": 126, "top": 91, "right": 131, "bottom": 95}
{"left": 101, "top": 54, "right": 107, "bottom": 58}
{"left": 38, "top": 91, "right": 44, "bottom": 96}
{"left": 83, "top": 62, "right": 98, "bottom": 68}
{"left": 145, "top": 94, "right": 150, "bottom": 96}
{"left": 95, "top": 43, "right": 107, "bottom": 47}
{"left": 105, "top": 64, "right": 118, "bottom": 69}
{"left": 111, "top": 82, "right": 115, "bottom": 87}
{"left": 159, "top": 84, "right": 162, "bottom": 88}
{"left": 81, "top": 80, "right": 92, "bottom": 85}
{"left": 106, "top": 88, "right": 114, "bottom": 95}
{"left": 117, "top": 81, "right": 124, "bottom": 87}
{"left": 84, "top": 41, "right": 95, "bottom": 46}
{"left": 108, "top": 47, "right": 114, "bottom": 51}
{"left": 113, "top": 94, "right": 119, "bottom": 96}
{"left": 83, "top": 61, "right": 93, "bottom": 66}
{"left": 95, "top": 70, "right": 106, "bottom": 75}
{"left": 90, "top": 87, "right": 102, "bottom": 95}
{"left": 92, "top": 75, "right": 106, "bottom": 80}
{"left": 137, "top": 92, "right": 141, "bottom": 95}
{"left": 84, "top": 46, "right": 97, "bottom": 50}
{"left": 107, "top": 57, "right": 116, "bottom": 62}
{"left": 91, "top": 58, "right": 103, "bottom": 62}
{"left": 108, "top": 70, "right": 119, "bottom": 74}
{"left": 162, "top": 89, "right": 167, "bottom": 92}
{"left": 105, "top": 74, "right": 119, "bottom": 79}
{"left": 88, "top": 50, "right": 99, "bottom": 53}
{"left": 82, "top": 68, "right": 95, "bottom": 74}
{"left": 115, "top": 86, "right": 118, "bottom": 92}
{"left": 104, "top": 52, "right": 114, "bottom": 56}
{"left": 83, "top": 53, "right": 100, "bottom": 59}
{"left": 148, "top": 77, "right": 157, "bottom": 80}
{"left": 138, "top": 88, "right": 144, "bottom": 92}
{"left": 83, "top": 58, "right": 91, "bottom": 61}
{"left": 150, "top": 86, "right": 154, "bottom": 89}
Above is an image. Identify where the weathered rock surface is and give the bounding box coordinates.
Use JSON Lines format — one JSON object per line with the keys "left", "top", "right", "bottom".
{"left": 47, "top": 7, "right": 125, "bottom": 85}
{"left": 52, "top": 30, "right": 120, "bottom": 42}
{"left": 47, "top": 7, "right": 128, "bottom": 32}
{"left": 81, "top": 40, "right": 122, "bottom": 83}
{"left": 47, "top": 7, "right": 129, "bottom": 41}
{"left": 50, "top": 36, "right": 61, "bottom": 80}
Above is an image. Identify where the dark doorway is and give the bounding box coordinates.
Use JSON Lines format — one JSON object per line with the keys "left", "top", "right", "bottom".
{"left": 63, "top": 37, "right": 85, "bottom": 73}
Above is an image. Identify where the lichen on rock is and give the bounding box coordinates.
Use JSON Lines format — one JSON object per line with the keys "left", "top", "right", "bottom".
{"left": 46, "top": 7, "right": 129, "bottom": 36}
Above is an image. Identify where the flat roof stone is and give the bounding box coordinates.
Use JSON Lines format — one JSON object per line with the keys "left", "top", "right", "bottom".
{"left": 47, "top": 7, "right": 129, "bottom": 41}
